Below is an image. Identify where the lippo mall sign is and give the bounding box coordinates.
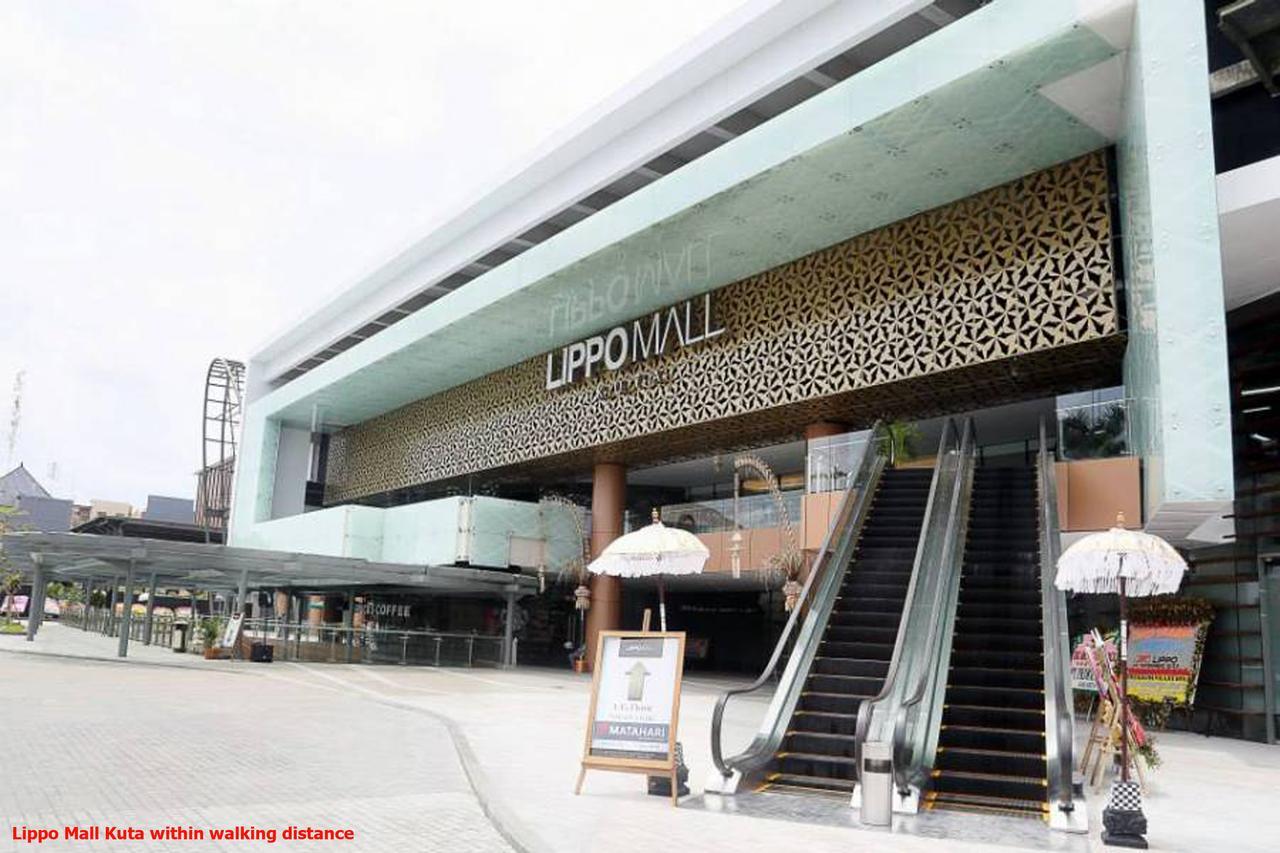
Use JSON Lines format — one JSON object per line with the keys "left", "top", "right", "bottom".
{"left": 544, "top": 293, "right": 724, "bottom": 391}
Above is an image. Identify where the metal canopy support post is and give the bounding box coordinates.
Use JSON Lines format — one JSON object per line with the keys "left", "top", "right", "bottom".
{"left": 81, "top": 579, "right": 91, "bottom": 631}
{"left": 106, "top": 577, "right": 119, "bottom": 636}
{"left": 117, "top": 554, "right": 139, "bottom": 658}
{"left": 236, "top": 568, "right": 249, "bottom": 617}
{"left": 503, "top": 588, "right": 517, "bottom": 668}
{"left": 344, "top": 592, "right": 354, "bottom": 663}
{"left": 143, "top": 572, "right": 158, "bottom": 645}
{"left": 25, "top": 554, "right": 45, "bottom": 642}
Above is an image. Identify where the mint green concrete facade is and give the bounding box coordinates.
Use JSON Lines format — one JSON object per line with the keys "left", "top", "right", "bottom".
{"left": 1117, "top": 0, "right": 1234, "bottom": 533}
{"left": 233, "top": 496, "right": 583, "bottom": 570}
{"left": 230, "top": 0, "right": 1237, "bottom": 557}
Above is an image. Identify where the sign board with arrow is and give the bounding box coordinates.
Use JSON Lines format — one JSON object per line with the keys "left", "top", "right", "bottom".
{"left": 576, "top": 631, "right": 686, "bottom": 806}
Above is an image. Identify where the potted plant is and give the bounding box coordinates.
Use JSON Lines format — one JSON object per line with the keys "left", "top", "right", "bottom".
{"left": 199, "top": 618, "right": 224, "bottom": 659}
{"left": 886, "top": 421, "right": 921, "bottom": 467}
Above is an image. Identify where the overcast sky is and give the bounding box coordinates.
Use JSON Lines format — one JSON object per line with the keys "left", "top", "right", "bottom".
{"left": 0, "top": 0, "right": 747, "bottom": 508}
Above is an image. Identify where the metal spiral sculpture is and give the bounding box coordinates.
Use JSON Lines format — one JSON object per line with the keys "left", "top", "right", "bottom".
{"left": 537, "top": 493, "right": 590, "bottom": 603}
{"left": 732, "top": 454, "right": 802, "bottom": 589}
{"left": 196, "top": 358, "right": 245, "bottom": 531}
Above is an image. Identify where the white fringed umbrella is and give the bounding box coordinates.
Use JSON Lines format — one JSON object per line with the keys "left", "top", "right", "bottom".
{"left": 588, "top": 510, "right": 709, "bottom": 631}
{"left": 1056, "top": 521, "right": 1187, "bottom": 597}
{"left": 1054, "top": 513, "right": 1188, "bottom": 844}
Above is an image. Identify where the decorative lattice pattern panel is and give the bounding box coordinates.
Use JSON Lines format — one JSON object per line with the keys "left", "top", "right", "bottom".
{"left": 326, "top": 152, "right": 1119, "bottom": 502}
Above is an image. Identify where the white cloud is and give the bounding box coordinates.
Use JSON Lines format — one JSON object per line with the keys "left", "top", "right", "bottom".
{"left": 0, "top": 0, "right": 746, "bottom": 507}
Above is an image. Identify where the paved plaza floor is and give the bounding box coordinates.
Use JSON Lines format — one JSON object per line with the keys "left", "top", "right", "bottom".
{"left": 2, "top": 623, "right": 1277, "bottom": 852}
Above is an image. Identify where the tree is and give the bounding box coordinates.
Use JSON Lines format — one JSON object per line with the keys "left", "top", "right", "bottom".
{"left": 0, "top": 505, "right": 22, "bottom": 624}
{"left": 2, "top": 569, "right": 19, "bottom": 625}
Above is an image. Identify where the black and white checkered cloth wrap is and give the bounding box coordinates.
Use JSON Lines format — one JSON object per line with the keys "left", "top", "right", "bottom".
{"left": 1108, "top": 780, "right": 1143, "bottom": 812}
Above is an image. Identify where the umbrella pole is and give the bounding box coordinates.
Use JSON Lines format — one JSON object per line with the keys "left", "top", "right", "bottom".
{"left": 658, "top": 576, "right": 667, "bottom": 632}
{"left": 1118, "top": 572, "right": 1129, "bottom": 784}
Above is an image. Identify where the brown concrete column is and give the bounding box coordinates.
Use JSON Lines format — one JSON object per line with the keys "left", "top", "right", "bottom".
{"left": 584, "top": 462, "right": 625, "bottom": 671}
{"left": 307, "top": 594, "right": 324, "bottom": 627}
{"left": 804, "top": 420, "right": 846, "bottom": 440}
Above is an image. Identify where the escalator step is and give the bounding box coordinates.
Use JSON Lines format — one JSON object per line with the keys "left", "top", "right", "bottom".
{"left": 948, "top": 666, "right": 1044, "bottom": 689}
{"left": 806, "top": 673, "right": 884, "bottom": 695}
{"left": 953, "top": 615, "right": 1043, "bottom": 633}
{"left": 951, "top": 632, "right": 1041, "bottom": 653}
{"left": 775, "top": 754, "right": 857, "bottom": 780}
{"left": 812, "top": 656, "right": 890, "bottom": 678}
{"left": 820, "top": 640, "right": 895, "bottom": 659}
{"left": 930, "top": 768, "right": 1047, "bottom": 802}
{"left": 949, "top": 648, "right": 1042, "bottom": 669}
{"left": 791, "top": 710, "right": 859, "bottom": 735}
{"left": 923, "top": 791, "right": 1048, "bottom": 819}
{"left": 945, "top": 684, "right": 1045, "bottom": 709}
{"left": 761, "top": 772, "right": 855, "bottom": 795}
{"left": 935, "top": 746, "right": 1047, "bottom": 778}
{"left": 942, "top": 704, "right": 1045, "bottom": 730}
{"left": 938, "top": 724, "right": 1046, "bottom": 753}
{"left": 799, "top": 691, "right": 872, "bottom": 714}
{"left": 827, "top": 610, "right": 900, "bottom": 628}
{"left": 822, "top": 624, "right": 900, "bottom": 645}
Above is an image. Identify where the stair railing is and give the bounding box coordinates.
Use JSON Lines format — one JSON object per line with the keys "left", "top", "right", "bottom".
{"left": 886, "top": 417, "right": 974, "bottom": 795}
{"left": 853, "top": 417, "right": 965, "bottom": 788}
{"left": 710, "top": 421, "right": 890, "bottom": 783}
{"left": 1037, "top": 417, "right": 1076, "bottom": 819}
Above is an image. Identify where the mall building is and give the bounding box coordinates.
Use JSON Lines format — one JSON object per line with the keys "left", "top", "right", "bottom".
{"left": 224, "top": 0, "right": 1277, "bottom": 811}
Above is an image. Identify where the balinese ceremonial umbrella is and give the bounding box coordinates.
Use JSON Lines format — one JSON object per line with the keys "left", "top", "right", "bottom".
{"left": 1055, "top": 513, "right": 1188, "bottom": 848}
{"left": 587, "top": 509, "right": 709, "bottom": 631}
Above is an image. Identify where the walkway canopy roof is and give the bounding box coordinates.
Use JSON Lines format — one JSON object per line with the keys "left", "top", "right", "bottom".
{"left": 2, "top": 531, "right": 534, "bottom": 597}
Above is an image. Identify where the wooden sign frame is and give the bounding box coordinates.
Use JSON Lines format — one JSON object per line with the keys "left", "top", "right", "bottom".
{"left": 575, "top": 630, "right": 686, "bottom": 806}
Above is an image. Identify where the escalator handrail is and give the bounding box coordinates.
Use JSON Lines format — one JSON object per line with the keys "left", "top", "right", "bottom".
{"left": 1038, "top": 417, "right": 1075, "bottom": 815}
{"left": 887, "top": 417, "right": 976, "bottom": 792}
{"left": 710, "top": 421, "right": 889, "bottom": 779}
{"left": 853, "top": 417, "right": 960, "bottom": 778}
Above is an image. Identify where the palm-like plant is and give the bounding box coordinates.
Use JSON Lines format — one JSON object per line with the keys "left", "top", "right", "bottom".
{"left": 1061, "top": 404, "right": 1128, "bottom": 459}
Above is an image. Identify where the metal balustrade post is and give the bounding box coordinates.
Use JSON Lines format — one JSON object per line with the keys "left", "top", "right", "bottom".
{"left": 434, "top": 636, "right": 442, "bottom": 667}
{"left": 401, "top": 634, "right": 408, "bottom": 665}
{"left": 467, "top": 635, "right": 475, "bottom": 668}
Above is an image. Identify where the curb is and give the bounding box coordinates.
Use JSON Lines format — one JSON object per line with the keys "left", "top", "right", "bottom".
{"left": 279, "top": 665, "right": 554, "bottom": 853}
{"left": 0, "top": 644, "right": 252, "bottom": 675}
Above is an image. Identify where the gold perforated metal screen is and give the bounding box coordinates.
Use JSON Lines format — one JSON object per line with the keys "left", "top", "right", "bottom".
{"left": 326, "top": 152, "right": 1121, "bottom": 503}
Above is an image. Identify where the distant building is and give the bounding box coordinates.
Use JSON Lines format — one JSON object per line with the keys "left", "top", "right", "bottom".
{"left": 0, "top": 464, "right": 72, "bottom": 532}
{"left": 88, "top": 498, "right": 138, "bottom": 520}
{"left": 142, "top": 495, "right": 195, "bottom": 524}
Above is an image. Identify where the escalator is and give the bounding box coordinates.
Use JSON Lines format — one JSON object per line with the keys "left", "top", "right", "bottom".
{"left": 761, "top": 467, "right": 933, "bottom": 795}
{"left": 925, "top": 465, "right": 1050, "bottom": 818}
{"left": 859, "top": 418, "right": 1077, "bottom": 829}
{"left": 709, "top": 421, "right": 958, "bottom": 798}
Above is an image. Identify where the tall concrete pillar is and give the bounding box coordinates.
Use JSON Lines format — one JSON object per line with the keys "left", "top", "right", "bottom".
{"left": 584, "top": 462, "right": 625, "bottom": 671}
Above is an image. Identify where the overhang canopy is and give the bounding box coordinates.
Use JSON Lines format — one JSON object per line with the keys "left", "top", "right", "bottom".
{"left": 254, "top": 2, "right": 1131, "bottom": 431}
{"left": 2, "top": 531, "right": 534, "bottom": 597}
